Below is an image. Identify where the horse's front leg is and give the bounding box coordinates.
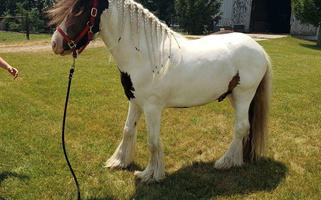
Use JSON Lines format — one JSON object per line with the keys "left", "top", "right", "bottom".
{"left": 105, "top": 102, "right": 142, "bottom": 169}
{"left": 134, "top": 106, "right": 165, "bottom": 182}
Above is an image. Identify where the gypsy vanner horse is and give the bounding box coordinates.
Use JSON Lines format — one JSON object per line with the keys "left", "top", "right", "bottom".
{"left": 49, "top": 0, "right": 272, "bottom": 182}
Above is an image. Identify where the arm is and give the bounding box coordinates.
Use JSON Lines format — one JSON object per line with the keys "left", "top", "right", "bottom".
{"left": 0, "top": 57, "right": 19, "bottom": 79}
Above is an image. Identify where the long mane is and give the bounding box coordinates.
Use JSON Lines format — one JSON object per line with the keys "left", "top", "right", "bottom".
{"left": 114, "top": 0, "right": 182, "bottom": 76}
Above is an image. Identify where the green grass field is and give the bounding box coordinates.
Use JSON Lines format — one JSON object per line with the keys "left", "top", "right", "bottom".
{"left": 1, "top": 33, "right": 321, "bottom": 199}
{"left": 0, "top": 31, "right": 50, "bottom": 43}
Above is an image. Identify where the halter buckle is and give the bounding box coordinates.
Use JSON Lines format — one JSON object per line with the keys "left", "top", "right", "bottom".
{"left": 87, "top": 21, "right": 94, "bottom": 33}
{"left": 68, "top": 41, "right": 76, "bottom": 49}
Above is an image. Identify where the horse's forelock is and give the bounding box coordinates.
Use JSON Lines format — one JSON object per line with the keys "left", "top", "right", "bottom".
{"left": 48, "top": 0, "right": 89, "bottom": 25}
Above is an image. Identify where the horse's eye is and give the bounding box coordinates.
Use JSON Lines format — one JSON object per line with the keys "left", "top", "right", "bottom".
{"left": 71, "top": 6, "right": 81, "bottom": 14}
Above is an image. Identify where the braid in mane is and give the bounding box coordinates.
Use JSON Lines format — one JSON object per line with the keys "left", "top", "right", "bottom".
{"left": 106, "top": 0, "right": 183, "bottom": 76}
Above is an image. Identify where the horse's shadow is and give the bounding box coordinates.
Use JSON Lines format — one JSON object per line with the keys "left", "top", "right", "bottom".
{"left": 133, "top": 158, "right": 287, "bottom": 199}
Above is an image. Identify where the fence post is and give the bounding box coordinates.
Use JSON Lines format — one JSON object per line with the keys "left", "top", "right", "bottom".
{"left": 26, "top": 13, "right": 30, "bottom": 40}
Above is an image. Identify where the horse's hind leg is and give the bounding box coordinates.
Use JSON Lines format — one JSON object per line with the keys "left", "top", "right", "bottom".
{"left": 215, "top": 88, "right": 256, "bottom": 169}
{"left": 135, "top": 106, "right": 165, "bottom": 182}
{"left": 105, "top": 102, "right": 142, "bottom": 168}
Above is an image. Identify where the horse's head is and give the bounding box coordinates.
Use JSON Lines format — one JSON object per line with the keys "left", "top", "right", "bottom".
{"left": 49, "top": 0, "right": 108, "bottom": 57}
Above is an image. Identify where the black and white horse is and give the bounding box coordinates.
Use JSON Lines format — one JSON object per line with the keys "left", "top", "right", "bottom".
{"left": 50, "top": 0, "right": 272, "bottom": 182}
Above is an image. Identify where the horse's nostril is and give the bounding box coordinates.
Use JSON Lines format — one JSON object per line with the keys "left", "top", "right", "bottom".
{"left": 52, "top": 41, "right": 57, "bottom": 50}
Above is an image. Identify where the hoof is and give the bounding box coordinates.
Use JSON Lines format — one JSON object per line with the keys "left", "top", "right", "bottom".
{"left": 134, "top": 170, "right": 165, "bottom": 183}
{"left": 104, "top": 158, "right": 127, "bottom": 169}
{"left": 215, "top": 156, "right": 242, "bottom": 169}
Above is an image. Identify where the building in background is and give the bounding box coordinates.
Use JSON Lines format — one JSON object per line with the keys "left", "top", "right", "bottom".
{"left": 216, "top": 0, "right": 319, "bottom": 40}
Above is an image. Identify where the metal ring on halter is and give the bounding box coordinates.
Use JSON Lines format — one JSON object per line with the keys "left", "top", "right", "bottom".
{"left": 91, "top": 8, "right": 98, "bottom": 17}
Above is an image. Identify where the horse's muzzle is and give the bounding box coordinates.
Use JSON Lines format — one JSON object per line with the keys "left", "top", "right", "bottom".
{"left": 51, "top": 30, "right": 69, "bottom": 56}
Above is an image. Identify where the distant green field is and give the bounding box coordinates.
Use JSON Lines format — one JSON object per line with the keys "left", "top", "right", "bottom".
{"left": 0, "top": 31, "right": 51, "bottom": 43}
{"left": 0, "top": 34, "right": 320, "bottom": 200}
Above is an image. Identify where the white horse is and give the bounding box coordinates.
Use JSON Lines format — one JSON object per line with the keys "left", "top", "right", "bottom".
{"left": 50, "top": 0, "right": 272, "bottom": 182}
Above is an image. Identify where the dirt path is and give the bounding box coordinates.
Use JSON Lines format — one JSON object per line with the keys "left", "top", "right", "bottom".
{"left": 0, "top": 38, "right": 106, "bottom": 53}
{"left": 0, "top": 34, "right": 287, "bottom": 53}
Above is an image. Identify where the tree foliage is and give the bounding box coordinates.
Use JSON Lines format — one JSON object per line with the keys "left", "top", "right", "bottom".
{"left": 1, "top": 0, "right": 223, "bottom": 35}
{"left": 292, "top": 0, "right": 321, "bottom": 26}
{"left": 292, "top": 0, "right": 321, "bottom": 46}
{"left": 0, "top": 0, "right": 55, "bottom": 33}
{"left": 136, "top": 0, "right": 175, "bottom": 25}
{"left": 175, "top": 0, "right": 222, "bottom": 35}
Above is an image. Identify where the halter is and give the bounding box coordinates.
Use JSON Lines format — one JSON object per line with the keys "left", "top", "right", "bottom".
{"left": 56, "top": 0, "right": 98, "bottom": 58}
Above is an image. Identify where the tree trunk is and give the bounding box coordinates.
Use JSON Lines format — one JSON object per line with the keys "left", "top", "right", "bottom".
{"left": 317, "top": 25, "right": 321, "bottom": 47}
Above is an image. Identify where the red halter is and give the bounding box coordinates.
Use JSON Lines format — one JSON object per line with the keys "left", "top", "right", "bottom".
{"left": 56, "top": 0, "right": 98, "bottom": 58}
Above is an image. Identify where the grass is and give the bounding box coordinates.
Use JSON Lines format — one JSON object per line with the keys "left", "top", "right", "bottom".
{"left": 1, "top": 33, "right": 321, "bottom": 199}
{"left": 0, "top": 31, "right": 51, "bottom": 42}
{"left": 0, "top": 31, "right": 52, "bottom": 49}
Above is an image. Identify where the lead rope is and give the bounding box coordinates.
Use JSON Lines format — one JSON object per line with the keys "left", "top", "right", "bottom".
{"left": 62, "top": 58, "right": 81, "bottom": 200}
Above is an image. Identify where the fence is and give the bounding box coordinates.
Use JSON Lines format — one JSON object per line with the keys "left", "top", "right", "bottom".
{"left": 0, "top": 14, "right": 30, "bottom": 40}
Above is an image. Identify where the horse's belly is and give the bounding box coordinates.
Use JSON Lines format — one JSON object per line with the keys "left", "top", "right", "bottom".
{"left": 166, "top": 93, "right": 220, "bottom": 108}
{"left": 165, "top": 78, "right": 230, "bottom": 108}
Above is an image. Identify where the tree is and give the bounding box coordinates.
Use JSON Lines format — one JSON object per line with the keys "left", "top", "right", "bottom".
{"left": 136, "top": 0, "right": 175, "bottom": 26}
{"left": 175, "top": 0, "right": 222, "bottom": 35}
{"left": 0, "top": 0, "right": 54, "bottom": 33}
{"left": 292, "top": 0, "right": 321, "bottom": 46}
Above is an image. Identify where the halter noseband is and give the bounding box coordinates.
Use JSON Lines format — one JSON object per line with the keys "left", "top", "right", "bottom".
{"left": 56, "top": 0, "right": 98, "bottom": 58}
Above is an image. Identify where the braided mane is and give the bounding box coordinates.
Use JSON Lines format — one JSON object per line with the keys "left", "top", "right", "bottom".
{"left": 107, "top": 0, "right": 182, "bottom": 75}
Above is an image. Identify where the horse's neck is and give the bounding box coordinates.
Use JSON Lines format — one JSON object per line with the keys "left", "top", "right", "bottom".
{"left": 100, "top": 0, "right": 183, "bottom": 72}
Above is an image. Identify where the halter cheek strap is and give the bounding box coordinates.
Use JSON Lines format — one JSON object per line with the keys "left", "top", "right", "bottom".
{"left": 57, "top": 0, "right": 98, "bottom": 58}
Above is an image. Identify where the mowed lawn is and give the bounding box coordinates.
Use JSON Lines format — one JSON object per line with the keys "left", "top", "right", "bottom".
{"left": 1, "top": 34, "right": 320, "bottom": 200}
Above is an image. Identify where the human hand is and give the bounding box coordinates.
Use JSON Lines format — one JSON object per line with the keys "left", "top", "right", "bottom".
{"left": 7, "top": 66, "right": 19, "bottom": 79}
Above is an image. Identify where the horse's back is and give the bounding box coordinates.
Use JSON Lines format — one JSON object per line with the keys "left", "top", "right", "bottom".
{"left": 161, "top": 32, "right": 269, "bottom": 107}
{"left": 185, "top": 32, "right": 269, "bottom": 74}
{"left": 188, "top": 32, "right": 262, "bottom": 53}
{"left": 181, "top": 32, "right": 267, "bottom": 73}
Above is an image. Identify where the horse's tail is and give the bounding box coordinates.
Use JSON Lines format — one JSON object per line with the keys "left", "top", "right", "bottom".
{"left": 243, "top": 53, "right": 272, "bottom": 161}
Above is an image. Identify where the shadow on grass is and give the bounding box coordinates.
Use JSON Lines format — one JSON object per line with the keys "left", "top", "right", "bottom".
{"left": 133, "top": 158, "right": 287, "bottom": 199}
{"left": 0, "top": 171, "right": 29, "bottom": 184}
{"left": 0, "top": 172, "right": 30, "bottom": 200}
{"left": 86, "top": 197, "right": 116, "bottom": 200}
{"left": 299, "top": 43, "right": 321, "bottom": 51}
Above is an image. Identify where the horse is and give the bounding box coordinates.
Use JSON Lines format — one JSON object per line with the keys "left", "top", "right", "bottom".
{"left": 49, "top": 0, "right": 272, "bottom": 183}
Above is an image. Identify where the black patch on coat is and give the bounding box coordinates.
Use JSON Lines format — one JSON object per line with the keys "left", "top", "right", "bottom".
{"left": 120, "top": 71, "right": 135, "bottom": 100}
{"left": 92, "top": 0, "right": 109, "bottom": 33}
